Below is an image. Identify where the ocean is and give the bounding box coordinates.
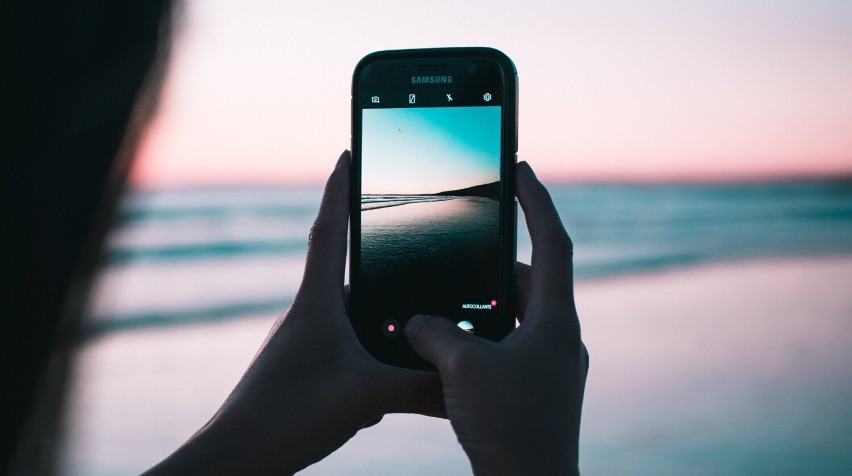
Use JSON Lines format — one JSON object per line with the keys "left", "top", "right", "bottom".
{"left": 67, "top": 179, "right": 852, "bottom": 475}
{"left": 86, "top": 180, "right": 852, "bottom": 335}
{"left": 356, "top": 195, "right": 502, "bottom": 369}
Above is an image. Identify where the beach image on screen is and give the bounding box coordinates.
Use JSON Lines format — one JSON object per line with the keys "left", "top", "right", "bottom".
{"left": 360, "top": 106, "right": 502, "bottom": 326}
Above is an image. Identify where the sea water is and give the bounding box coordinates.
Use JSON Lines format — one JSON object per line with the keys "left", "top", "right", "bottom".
{"left": 86, "top": 181, "right": 852, "bottom": 334}
{"left": 360, "top": 196, "right": 500, "bottom": 319}
{"left": 70, "top": 180, "right": 852, "bottom": 475}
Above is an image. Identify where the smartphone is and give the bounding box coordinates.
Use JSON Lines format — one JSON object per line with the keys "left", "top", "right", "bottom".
{"left": 350, "top": 47, "right": 518, "bottom": 370}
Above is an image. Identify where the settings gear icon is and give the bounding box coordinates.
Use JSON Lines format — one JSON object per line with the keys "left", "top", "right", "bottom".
{"left": 483, "top": 92, "right": 492, "bottom": 102}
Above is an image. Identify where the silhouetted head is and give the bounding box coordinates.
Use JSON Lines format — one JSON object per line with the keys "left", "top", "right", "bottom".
{"left": 3, "top": 2, "right": 178, "bottom": 473}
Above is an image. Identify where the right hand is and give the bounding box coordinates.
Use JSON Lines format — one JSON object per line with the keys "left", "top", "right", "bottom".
{"left": 405, "top": 161, "right": 588, "bottom": 475}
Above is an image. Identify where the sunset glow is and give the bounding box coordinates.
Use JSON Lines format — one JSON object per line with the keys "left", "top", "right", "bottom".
{"left": 131, "top": 0, "right": 852, "bottom": 186}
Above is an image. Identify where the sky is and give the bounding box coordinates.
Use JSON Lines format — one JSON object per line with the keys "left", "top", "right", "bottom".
{"left": 131, "top": 0, "right": 852, "bottom": 186}
{"left": 362, "top": 107, "right": 501, "bottom": 195}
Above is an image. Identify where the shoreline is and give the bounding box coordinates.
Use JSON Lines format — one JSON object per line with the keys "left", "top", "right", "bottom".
{"left": 62, "top": 254, "right": 852, "bottom": 474}
{"left": 83, "top": 251, "right": 852, "bottom": 338}
{"left": 575, "top": 250, "right": 852, "bottom": 284}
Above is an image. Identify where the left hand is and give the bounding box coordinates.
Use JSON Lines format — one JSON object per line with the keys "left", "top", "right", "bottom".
{"left": 145, "top": 150, "right": 445, "bottom": 475}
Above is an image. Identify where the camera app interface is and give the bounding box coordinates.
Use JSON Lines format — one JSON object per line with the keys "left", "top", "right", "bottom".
{"left": 360, "top": 105, "right": 502, "bottom": 335}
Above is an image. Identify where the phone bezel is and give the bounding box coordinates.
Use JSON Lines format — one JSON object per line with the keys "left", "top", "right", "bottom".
{"left": 350, "top": 47, "right": 518, "bottom": 370}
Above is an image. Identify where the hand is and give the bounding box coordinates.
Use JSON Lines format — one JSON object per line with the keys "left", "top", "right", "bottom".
{"left": 145, "top": 151, "right": 444, "bottom": 475}
{"left": 405, "top": 161, "right": 589, "bottom": 475}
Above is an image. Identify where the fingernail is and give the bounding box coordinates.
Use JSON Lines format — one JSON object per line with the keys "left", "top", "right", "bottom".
{"left": 405, "top": 314, "right": 433, "bottom": 339}
{"left": 518, "top": 161, "right": 537, "bottom": 179}
{"left": 335, "top": 150, "right": 350, "bottom": 168}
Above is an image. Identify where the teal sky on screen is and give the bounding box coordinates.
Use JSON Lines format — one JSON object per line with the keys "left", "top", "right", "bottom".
{"left": 362, "top": 106, "right": 501, "bottom": 195}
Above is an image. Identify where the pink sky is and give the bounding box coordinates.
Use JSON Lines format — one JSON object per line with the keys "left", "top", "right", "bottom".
{"left": 132, "top": 0, "right": 852, "bottom": 186}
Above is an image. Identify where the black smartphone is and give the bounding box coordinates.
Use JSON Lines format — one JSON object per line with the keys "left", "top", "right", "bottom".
{"left": 350, "top": 47, "right": 518, "bottom": 370}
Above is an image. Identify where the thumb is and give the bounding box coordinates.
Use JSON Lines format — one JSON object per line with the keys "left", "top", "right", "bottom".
{"left": 405, "top": 315, "right": 474, "bottom": 370}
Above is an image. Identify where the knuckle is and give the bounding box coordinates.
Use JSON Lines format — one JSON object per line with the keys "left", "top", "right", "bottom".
{"left": 308, "top": 218, "right": 343, "bottom": 246}
{"left": 541, "top": 226, "right": 573, "bottom": 257}
{"left": 440, "top": 342, "right": 480, "bottom": 378}
{"left": 554, "top": 312, "right": 583, "bottom": 350}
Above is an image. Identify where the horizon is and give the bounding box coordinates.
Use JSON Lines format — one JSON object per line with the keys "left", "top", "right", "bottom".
{"left": 130, "top": 0, "right": 852, "bottom": 187}
{"left": 125, "top": 171, "right": 852, "bottom": 191}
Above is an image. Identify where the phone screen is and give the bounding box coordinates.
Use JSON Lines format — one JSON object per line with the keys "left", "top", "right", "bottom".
{"left": 351, "top": 49, "right": 516, "bottom": 369}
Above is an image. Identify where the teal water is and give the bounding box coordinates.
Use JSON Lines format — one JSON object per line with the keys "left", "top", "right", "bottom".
{"left": 87, "top": 181, "right": 852, "bottom": 334}
{"left": 67, "top": 180, "right": 852, "bottom": 476}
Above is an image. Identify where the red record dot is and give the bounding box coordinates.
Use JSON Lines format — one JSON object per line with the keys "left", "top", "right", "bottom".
{"left": 387, "top": 324, "right": 396, "bottom": 333}
{"left": 491, "top": 299, "right": 497, "bottom": 306}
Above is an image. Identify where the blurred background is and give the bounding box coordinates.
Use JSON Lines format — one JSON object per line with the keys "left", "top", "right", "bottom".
{"left": 59, "top": 0, "right": 852, "bottom": 474}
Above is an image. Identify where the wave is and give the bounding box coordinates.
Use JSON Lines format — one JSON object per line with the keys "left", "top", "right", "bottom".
{"left": 117, "top": 187, "right": 322, "bottom": 225}
{"left": 362, "top": 196, "right": 455, "bottom": 211}
{"left": 84, "top": 181, "right": 852, "bottom": 334}
{"left": 85, "top": 298, "right": 293, "bottom": 337}
{"left": 108, "top": 239, "right": 308, "bottom": 265}
{"left": 116, "top": 205, "right": 319, "bottom": 224}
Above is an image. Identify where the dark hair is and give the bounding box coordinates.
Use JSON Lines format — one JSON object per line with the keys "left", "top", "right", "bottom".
{"left": 2, "top": 2, "right": 178, "bottom": 473}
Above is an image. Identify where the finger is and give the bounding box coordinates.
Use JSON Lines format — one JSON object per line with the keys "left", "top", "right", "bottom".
{"left": 375, "top": 367, "right": 447, "bottom": 419}
{"left": 297, "top": 151, "right": 350, "bottom": 304}
{"left": 344, "top": 284, "right": 350, "bottom": 311}
{"left": 515, "top": 161, "right": 576, "bottom": 316}
{"left": 360, "top": 415, "right": 383, "bottom": 429}
{"left": 515, "top": 262, "right": 531, "bottom": 323}
{"left": 405, "top": 315, "right": 475, "bottom": 372}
